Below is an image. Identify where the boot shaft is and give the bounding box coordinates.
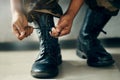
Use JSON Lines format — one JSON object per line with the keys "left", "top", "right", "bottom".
{"left": 34, "top": 14, "right": 59, "bottom": 44}
{"left": 33, "top": 14, "right": 60, "bottom": 59}
{"left": 77, "top": 8, "right": 115, "bottom": 65}
{"left": 79, "top": 8, "right": 112, "bottom": 39}
{"left": 77, "top": 8, "right": 112, "bottom": 54}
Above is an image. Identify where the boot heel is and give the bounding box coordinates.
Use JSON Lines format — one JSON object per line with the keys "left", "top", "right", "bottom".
{"left": 76, "top": 49, "right": 87, "bottom": 59}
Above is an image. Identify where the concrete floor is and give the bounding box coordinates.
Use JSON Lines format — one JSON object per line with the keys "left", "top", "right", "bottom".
{"left": 0, "top": 48, "right": 120, "bottom": 80}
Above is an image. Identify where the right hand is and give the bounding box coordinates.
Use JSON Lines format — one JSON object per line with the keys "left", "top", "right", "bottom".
{"left": 11, "top": 12, "right": 33, "bottom": 40}
{"left": 50, "top": 13, "right": 74, "bottom": 37}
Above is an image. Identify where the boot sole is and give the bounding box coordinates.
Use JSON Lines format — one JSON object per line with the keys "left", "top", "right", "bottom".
{"left": 76, "top": 49, "right": 115, "bottom": 67}
{"left": 87, "top": 59, "right": 115, "bottom": 67}
{"left": 31, "top": 70, "right": 58, "bottom": 79}
{"left": 31, "top": 55, "right": 62, "bottom": 79}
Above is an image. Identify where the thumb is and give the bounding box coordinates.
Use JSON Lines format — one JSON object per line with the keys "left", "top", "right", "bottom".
{"left": 56, "top": 20, "right": 68, "bottom": 32}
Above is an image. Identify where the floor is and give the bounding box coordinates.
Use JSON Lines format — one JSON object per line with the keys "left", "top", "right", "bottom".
{"left": 0, "top": 48, "right": 120, "bottom": 80}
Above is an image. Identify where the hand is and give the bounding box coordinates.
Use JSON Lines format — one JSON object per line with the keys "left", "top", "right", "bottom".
{"left": 50, "top": 14, "right": 74, "bottom": 38}
{"left": 11, "top": 13, "right": 33, "bottom": 40}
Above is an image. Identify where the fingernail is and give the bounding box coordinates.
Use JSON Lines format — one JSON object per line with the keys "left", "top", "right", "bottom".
{"left": 51, "top": 27, "right": 54, "bottom": 31}
{"left": 21, "top": 31, "right": 25, "bottom": 35}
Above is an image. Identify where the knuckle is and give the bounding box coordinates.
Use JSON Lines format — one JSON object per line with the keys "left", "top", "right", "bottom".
{"left": 18, "top": 37, "right": 21, "bottom": 40}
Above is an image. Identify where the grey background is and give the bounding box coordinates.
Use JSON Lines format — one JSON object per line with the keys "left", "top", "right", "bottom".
{"left": 0, "top": 0, "right": 120, "bottom": 42}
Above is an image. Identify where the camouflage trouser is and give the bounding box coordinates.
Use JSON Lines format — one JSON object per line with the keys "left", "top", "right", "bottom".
{"left": 85, "top": 0, "right": 119, "bottom": 16}
{"left": 22, "top": 0, "right": 63, "bottom": 22}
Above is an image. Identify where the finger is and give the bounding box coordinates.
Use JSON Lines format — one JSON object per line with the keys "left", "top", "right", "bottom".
{"left": 13, "top": 24, "right": 25, "bottom": 40}
{"left": 16, "top": 22, "right": 26, "bottom": 39}
{"left": 59, "top": 28, "right": 70, "bottom": 37}
{"left": 24, "top": 26, "right": 33, "bottom": 37}
{"left": 18, "top": 32, "right": 26, "bottom": 40}
{"left": 29, "top": 26, "right": 34, "bottom": 35}
{"left": 19, "top": 29, "right": 26, "bottom": 37}
{"left": 50, "top": 27, "right": 59, "bottom": 37}
{"left": 14, "top": 22, "right": 26, "bottom": 40}
{"left": 56, "top": 20, "right": 68, "bottom": 33}
{"left": 27, "top": 26, "right": 34, "bottom": 36}
{"left": 24, "top": 27, "right": 29, "bottom": 37}
{"left": 12, "top": 24, "right": 20, "bottom": 37}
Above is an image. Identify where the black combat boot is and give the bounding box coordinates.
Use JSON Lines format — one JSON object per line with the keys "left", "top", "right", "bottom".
{"left": 31, "top": 14, "right": 62, "bottom": 78}
{"left": 77, "top": 8, "right": 115, "bottom": 67}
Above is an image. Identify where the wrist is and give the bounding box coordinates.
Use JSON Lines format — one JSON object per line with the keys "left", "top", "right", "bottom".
{"left": 12, "top": 10, "right": 24, "bottom": 17}
{"left": 65, "top": 10, "right": 76, "bottom": 19}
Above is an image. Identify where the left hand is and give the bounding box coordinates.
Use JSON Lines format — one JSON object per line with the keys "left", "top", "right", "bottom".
{"left": 12, "top": 13, "right": 33, "bottom": 40}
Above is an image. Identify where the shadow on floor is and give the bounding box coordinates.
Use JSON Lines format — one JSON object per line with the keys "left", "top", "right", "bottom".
{"left": 56, "top": 60, "right": 118, "bottom": 79}
{"left": 112, "top": 53, "right": 120, "bottom": 71}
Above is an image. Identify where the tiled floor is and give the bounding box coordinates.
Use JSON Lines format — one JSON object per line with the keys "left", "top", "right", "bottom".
{"left": 0, "top": 48, "right": 120, "bottom": 80}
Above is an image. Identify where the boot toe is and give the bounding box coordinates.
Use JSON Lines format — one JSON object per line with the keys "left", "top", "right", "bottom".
{"left": 31, "top": 62, "right": 58, "bottom": 78}
{"left": 87, "top": 56, "right": 115, "bottom": 67}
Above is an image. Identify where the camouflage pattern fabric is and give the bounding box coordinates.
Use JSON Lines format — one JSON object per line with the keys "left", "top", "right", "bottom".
{"left": 85, "top": 0, "right": 119, "bottom": 16}
{"left": 96, "top": 0, "right": 118, "bottom": 12}
{"left": 22, "top": 0, "right": 62, "bottom": 22}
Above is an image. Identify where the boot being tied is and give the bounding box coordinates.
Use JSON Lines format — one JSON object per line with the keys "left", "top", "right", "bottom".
{"left": 77, "top": 8, "right": 115, "bottom": 67}
{"left": 31, "top": 14, "right": 62, "bottom": 78}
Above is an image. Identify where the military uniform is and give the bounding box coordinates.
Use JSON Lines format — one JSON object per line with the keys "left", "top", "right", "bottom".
{"left": 85, "top": 0, "right": 119, "bottom": 16}
{"left": 22, "top": 0, "right": 63, "bottom": 22}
